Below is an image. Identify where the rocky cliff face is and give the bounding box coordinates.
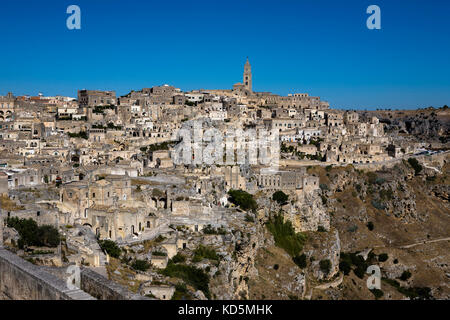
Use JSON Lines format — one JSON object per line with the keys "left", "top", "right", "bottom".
{"left": 286, "top": 190, "right": 330, "bottom": 233}
{"left": 210, "top": 222, "right": 267, "bottom": 299}
{"left": 360, "top": 107, "right": 450, "bottom": 143}
{"left": 311, "top": 154, "right": 450, "bottom": 300}
{"left": 303, "top": 229, "right": 341, "bottom": 281}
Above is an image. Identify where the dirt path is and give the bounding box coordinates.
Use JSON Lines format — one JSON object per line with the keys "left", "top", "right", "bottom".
{"left": 314, "top": 273, "right": 344, "bottom": 290}
{"left": 398, "top": 237, "right": 450, "bottom": 249}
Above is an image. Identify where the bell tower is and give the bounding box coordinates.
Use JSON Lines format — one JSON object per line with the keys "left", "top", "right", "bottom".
{"left": 243, "top": 57, "right": 252, "bottom": 93}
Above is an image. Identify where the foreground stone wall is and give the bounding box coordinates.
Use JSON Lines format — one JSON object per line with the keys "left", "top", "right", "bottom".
{"left": 80, "top": 268, "right": 149, "bottom": 300}
{"left": 0, "top": 248, "right": 94, "bottom": 300}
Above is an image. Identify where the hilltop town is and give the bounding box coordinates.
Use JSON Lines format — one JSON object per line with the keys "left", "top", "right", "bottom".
{"left": 0, "top": 59, "right": 449, "bottom": 300}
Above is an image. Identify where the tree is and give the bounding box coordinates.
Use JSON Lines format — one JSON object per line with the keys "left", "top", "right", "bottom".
{"left": 227, "top": 189, "right": 257, "bottom": 211}
{"left": 266, "top": 214, "right": 307, "bottom": 257}
{"left": 37, "top": 225, "right": 60, "bottom": 247}
{"left": 272, "top": 191, "right": 289, "bottom": 205}
{"left": 98, "top": 239, "right": 121, "bottom": 258}
{"left": 339, "top": 260, "right": 351, "bottom": 275}
{"left": 320, "top": 259, "right": 332, "bottom": 274}
{"left": 171, "top": 253, "right": 186, "bottom": 264}
{"left": 399, "top": 270, "right": 412, "bottom": 281}
{"left": 6, "top": 217, "right": 60, "bottom": 248}
{"left": 131, "top": 259, "right": 150, "bottom": 272}
{"left": 293, "top": 254, "right": 307, "bottom": 269}
{"left": 408, "top": 158, "right": 422, "bottom": 175}
{"left": 378, "top": 253, "right": 389, "bottom": 262}
{"left": 161, "top": 262, "right": 210, "bottom": 299}
{"left": 192, "top": 245, "right": 219, "bottom": 262}
{"left": 370, "top": 288, "right": 384, "bottom": 299}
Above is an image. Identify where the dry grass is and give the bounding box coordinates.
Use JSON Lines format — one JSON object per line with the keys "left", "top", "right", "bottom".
{"left": 0, "top": 195, "right": 25, "bottom": 211}
{"left": 106, "top": 257, "right": 142, "bottom": 293}
{"left": 248, "top": 231, "right": 304, "bottom": 300}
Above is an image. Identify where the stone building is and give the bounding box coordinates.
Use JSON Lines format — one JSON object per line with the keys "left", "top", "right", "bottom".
{"left": 78, "top": 90, "right": 116, "bottom": 108}
{"left": 255, "top": 169, "right": 319, "bottom": 192}
{"left": 0, "top": 92, "right": 15, "bottom": 122}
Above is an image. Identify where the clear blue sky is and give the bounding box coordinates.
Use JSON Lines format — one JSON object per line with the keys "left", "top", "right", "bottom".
{"left": 0, "top": 0, "right": 449, "bottom": 109}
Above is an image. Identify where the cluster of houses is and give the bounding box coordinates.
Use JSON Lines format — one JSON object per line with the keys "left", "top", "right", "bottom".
{"left": 0, "top": 58, "right": 423, "bottom": 272}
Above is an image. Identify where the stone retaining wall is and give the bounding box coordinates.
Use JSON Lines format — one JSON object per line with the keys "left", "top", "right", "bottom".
{"left": 0, "top": 248, "right": 94, "bottom": 300}
{"left": 80, "top": 268, "right": 150, "bottom": 300}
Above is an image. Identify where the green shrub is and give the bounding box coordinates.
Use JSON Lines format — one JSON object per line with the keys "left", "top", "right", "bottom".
{"left": 371, "top": 200, "right": 386, "bottom": 210}
{"left": 370, "top": 288, "right": 384, "bottom": 299}
{"left": 378, "top": 253, "right": 388, "bottom": 262}
{"left": 272, "top": 191, "right": 289, "bottom": 205}
{"left": 6, "top": 217, "right": 60, "bottom": 248}
{"left": 399, "top": 270, "right": 412, "bottom": 281}
{"left": 131, "top": 259, "right": 150, "bottom": 272}
{"left": 366, "top": 172, "right": 378, "bottom": 185}
{"left": 293, "top": 254, "right": 307, "bottom": 269}
{"left": 171, "top": 282, "right": 191, "bottom": 300}
{"left": 398, "top": 286, "right": 432, "bottom": 300}
{"left": 408, "top": 158, "right": 422, "bottom": 175}
{"left": 339, "top": 260, "right": 351, "bottom": 275}
{"left": 202, "top": 224, "right": 226, "bottom": 235}
{"left": 340, "top": 251, "right": 369, "bottom": 279}
{"left": 192, "top": 245, "right": 219, "bottom": 262}
{"left": 161, "top": 262, "right": 210, "bottom": 299}
{"left": 353, "top": 265, "right": 366, "bottom": 279}
{"left": 317, "top": 226, "right": 326, "bottom": 232}
{"left": 152, "top": 251, "right": 167, "bottom": 256}
{"left": 266, "top": 214, "right": 307, "bottom": 257}
{"left": 228, "top": 189, "right": 257, "bottom": 211}
{"left": 171, "top": 253, "right": 186, "bottom": 264}
{"left": 382, "top": 277, "right": 400, "bottom": 288}
{"left": 244, "top": 214, "right": 255, "bottom": 222}
{"left": 382, "top": 278, "right": 432, "bottom": 300}
{"left": 379, "top": 188, "right": 393, "bottom": 200}
{"left": 98, "top": 239, "right": 121, "bottom": 258}
{"left": 319, "top": 259, "right": 332, "bottom": 274}
{"left": 146, "top": 141, "right": 171, "bottom": 152}
{"left": 36, "top": 225, "right": 60, "bottom": 247}
{"left": 68, "top": 131, "right": 88, "bottom": 139}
